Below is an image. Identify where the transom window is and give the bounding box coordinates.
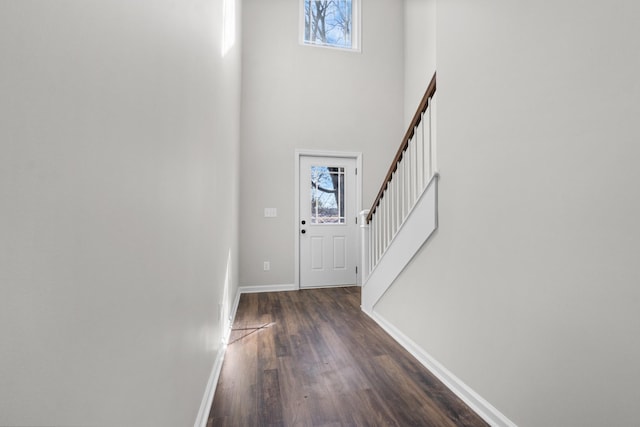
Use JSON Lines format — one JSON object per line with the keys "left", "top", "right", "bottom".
{"left": 300, "top": 0, "right": 360, "bottom": 51}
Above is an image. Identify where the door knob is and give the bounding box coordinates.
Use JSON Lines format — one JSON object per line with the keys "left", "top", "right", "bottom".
{"left": 301, "top": 229, "right": 306, "bottom": 234}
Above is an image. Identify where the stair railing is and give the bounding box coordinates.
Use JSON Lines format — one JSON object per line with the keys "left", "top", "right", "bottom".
{"left": 361, "top": 72, "right": 437, "bottom": 281}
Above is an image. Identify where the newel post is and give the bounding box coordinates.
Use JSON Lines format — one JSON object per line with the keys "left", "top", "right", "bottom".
{"left": 359, "top": 209, "right": 370, "bottom": 285}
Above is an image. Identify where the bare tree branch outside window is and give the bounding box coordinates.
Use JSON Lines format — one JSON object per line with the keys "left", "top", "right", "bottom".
{"left": 303, "top": 0, "right": 353, "bottom": 49}
{"left": 311, "top": 166, "right": 345, "bottom": 224}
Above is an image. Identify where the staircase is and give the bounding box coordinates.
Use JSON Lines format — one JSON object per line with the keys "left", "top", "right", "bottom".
{"left": 360, "top": 72, "right": 438, "bottom": 314}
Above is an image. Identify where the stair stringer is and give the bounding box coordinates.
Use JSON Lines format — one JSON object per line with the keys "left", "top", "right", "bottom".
{"left": 361, "top": 174, "right": 438, "bottom": 313}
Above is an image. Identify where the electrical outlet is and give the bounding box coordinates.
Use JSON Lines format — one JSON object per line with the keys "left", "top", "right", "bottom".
{"left": 263, "top": 261, "right": 270, "bottom": 271}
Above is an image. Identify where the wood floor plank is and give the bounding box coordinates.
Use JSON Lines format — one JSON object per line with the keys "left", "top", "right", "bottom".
{"left": 208, "top": 287, "right": 488, "bottom": 427}
{"left": 258, "top": 368, "right": 284, "bottom": 426}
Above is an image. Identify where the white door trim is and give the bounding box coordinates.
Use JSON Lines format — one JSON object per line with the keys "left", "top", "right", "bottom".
{"left": 294, "top": 149, "right": 363, "bottom": 290}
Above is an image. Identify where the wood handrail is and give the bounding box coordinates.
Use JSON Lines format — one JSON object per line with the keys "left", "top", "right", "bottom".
{"left": 366, "top": 72, "right": 437, "bottom": 223}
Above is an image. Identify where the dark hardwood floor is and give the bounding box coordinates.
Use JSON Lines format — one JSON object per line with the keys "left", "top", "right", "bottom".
{"left": 208, "top": 286, "right": 488, "bottom": 427}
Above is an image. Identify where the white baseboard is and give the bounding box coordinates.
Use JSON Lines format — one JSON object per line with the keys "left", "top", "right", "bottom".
{"left": 193, "top": 344, "right": 226, "bottom": 427}
{"left": 365, "top": 309, "right": 517, "bottom": 427}
{"left": 238, "top": 283, "right": 297, "bottom": 294}
{"left": 230, "top": 286, "right": 241, "bottom": 322}
{"left": 194, "top": 284, "right": 296, "bottom": 426}
{"left": 193, "top": 286, "right": 243, "bottom": 427}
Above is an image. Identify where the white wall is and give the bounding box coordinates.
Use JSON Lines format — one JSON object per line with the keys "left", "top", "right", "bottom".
{"left": 403, "top": 0, "right": 436, "bottom": 127}
{"left": 378, "top": 0, "right": 640, "bottom": 425}
{"left": 0, "top": 1, "right": 241, "bottom": 426}
{"left": 239, "top": 0, "right": 404, "bottom": 287}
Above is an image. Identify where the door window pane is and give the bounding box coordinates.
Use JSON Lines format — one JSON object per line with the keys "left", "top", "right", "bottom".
{"left": 311, "top": 166, "right": 345, "bottom": 224}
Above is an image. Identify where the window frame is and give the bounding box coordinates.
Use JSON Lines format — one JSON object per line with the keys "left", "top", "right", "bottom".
{"left": 299, "top": 0, "right": 361, "bottom": 52}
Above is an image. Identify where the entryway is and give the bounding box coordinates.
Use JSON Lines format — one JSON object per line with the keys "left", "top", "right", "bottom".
{"left": 295, "top": 151, "right": 361, "bottom": 288}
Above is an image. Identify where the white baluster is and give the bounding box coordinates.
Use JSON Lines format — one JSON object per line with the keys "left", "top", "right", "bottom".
{"left": 390, "top": 170, "right": 396, "bottom": 236}
{"left": 415, "top": 135, "right": 420, "bottom": 204}
{"left": 385, "top": 193, "right": 390, "bottom": 249}
{"left": 370, "top": 213, "right": 375, "bottom": 270}
{"left": 399, "top": 154, "right": 404, "bottom": 222}
{"left": 379, "top": 196, "right": 385, "bottom": 253}
{"left": 430, "top": 93, "right": 436, "bottom": 177}
{"left": 359, "top": 209, "right": 370, "bottom": 283}
{"left": 387, "top": 191, "right": 392, "bottom": 248}
{"left": 405, "top": 148, "right": 413, "bottom": 214}
{"left": 376, "top": 209, "right": 381, "bottom": 262}
{"left": 416, "top": 120, "right": 424, "bottom": 196}
{"left": 392, "top": 170, "right": 398, "bottom": 237}
{"left": 384, "top": 194, "right": 389, "bottom": 252}
{"left": 397, "top": 156, "right": 404, "bottom": 222}
{"left": 404, "top": 141, "right": 413, "bottom": 211}
{"left": 373, "top": 211, "right": 378, "bottom": 265}
{"left": 424, "top": 103, "right": 430, "bottom": 182}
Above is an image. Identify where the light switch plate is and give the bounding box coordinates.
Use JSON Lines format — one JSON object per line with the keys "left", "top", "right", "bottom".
{"left": 264, "top": 208, "right": 277, "bottom": 217}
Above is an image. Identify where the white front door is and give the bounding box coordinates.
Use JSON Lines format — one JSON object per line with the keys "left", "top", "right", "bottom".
{"left": 299, "top": 155, "right": 358, "bottom": 288}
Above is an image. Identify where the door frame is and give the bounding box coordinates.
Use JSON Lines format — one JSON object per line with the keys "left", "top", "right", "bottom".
{"left": 294, "top": 149, "right": 363, "bottom": 290}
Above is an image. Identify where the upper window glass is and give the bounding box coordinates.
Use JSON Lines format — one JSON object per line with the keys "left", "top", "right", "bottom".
{"left": 301, "top": 0, "right": 360, "bottom": 51}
